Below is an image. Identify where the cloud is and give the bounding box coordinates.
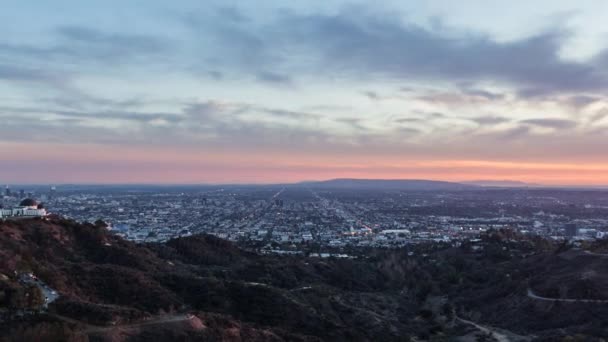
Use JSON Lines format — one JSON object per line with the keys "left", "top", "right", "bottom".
{"left": 394, "top": 127, "right": 421, "bottom": 135}
{"left": 335, "top": 118, "right": 366, "bottom": 131}
{"left": 0, "top": 105, "right": 183, "bottom": 124}
{"left": 3, "top": 5, "right": 608, "bottom": 96}
{"left": 394, "top": 117, "right": 422, "bottom": 124}
{"left": 461, "top": 88, "right": 505, "bottom": 101}
{"left": 207, "top": 70, "right": 224, "bottom": 80}
{"left": 255, "top": 71, "right": 292, "bottom": 85}
{"left": 57, "top": 26, "right": 164, "bottom": 51}
{"left": 521, "top": 118, "right": 578, "bottom": 129}
{"left": 0, "top": 65, "right": 43, "bottom": 81}
{"left": 40, "top": 96, "right": 145, "bottom": 111}
{"left": 4, "top": 3, "right": 608, "bottom": 170}
{"left": 565, "top": 95, "right": 601, "bottom": 108}
{"left": 496, "top": 126, "right": 531, "bottom": 141}
{"left": 215, "top": 6, "right": 250, "bottom": 23}
{"left": 0, "top": 26, "right": 172, "bottom": 67}
{"left": 178, "top": 6, "right": 608, "bottom": 95}
{"left": 3, "top": 95, "right": 608, "bottom": 167}
{"left": 588, "top": 109, "right": 608, "bottom": 124}
{"left": 284, "top": 13, "right": 606, "bottom": 94}
{"left": 183, "top": 101, "right": 230, "bottom": 119}
{"left": 362, "top": 91, "right": 380, "bottom": 100}
{"left": 470, "top": 116, "right": 510, "bottom": 125}
{"left": 261, "top": 108, "right": 319, "bottom": 121}
{"left": 416, "top": 90, "right": 500, "bottom": 106}
{"left": 0, "top": 64, "right": 67, "bottom": 84}
{"left": 426, "top": 112, "right": 446, "bottom": 119}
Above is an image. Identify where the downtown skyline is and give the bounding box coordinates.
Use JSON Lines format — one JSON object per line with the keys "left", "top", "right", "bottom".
{"left": 3, "top": 1, "right": 608, "bottom": 185}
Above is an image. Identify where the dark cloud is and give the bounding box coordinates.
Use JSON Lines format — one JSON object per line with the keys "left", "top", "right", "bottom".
{"left": 566, "top": 95, "right": 601, "bottom": 108}
{"left": 471, "top": 116, "right": 510, "bottom": 125}
{"left": 58, "top": 26, "right": 162, "bottom": 49}
{"left": 255, "top": 71, "right": 292, "bottom": 84}
{"left": 0, "top": 97, "right": 370, "bottom": 153}
{"left": 0, "top": 65, "right": 42, "bottom": 81}
{"left": 335, "top": 118, "right": 367, "bottom": 130}
{"left": 0, "top": 105, "right": 183, "bottom": 125}
{"left": 362, "top": 91, "right": 380, "bottom": 100}
{"left": 207, "top": 71, "right": 224, "bottom": 80}
{"left": 399, "top": 87, "right": 415, "bottom": 92}
{"left": 3, "top": 97, "right": 608, "bottom": 163}
{"left": 282, "top": 12, "right": 606, "bottom": 94}
{"left": 588, "top": 109, "right": 608, "bottom": 123}
{"left": 0, "top": 64, "right": 66, "bottom": 84}
{"left": 394, "top": 127, "right": 420, "bottom": 135}
{"left": 426, "top": 112, "right": 446, "bottom": 119}
{"left": 61, "top": 110, "right": 184, "bottom": 124}
{"left": 216, "top": 7, "right": 250, "bottom": 23}
{"left": 38, "top": 94, "right": 146, "bottom": 111}
{"left": 461, "top": 88, "right": 505, "bottom": 101}
{"left": 4, "top": 5, "right": 604, "bottom": 95}
{"left": 180, "top": 6, "right": 608, "bottom": 95}
{"left": 0, "top": 26, "right": 171, "bottom": 67}
{"left": 262, "top": 109, "right": 318, "bottom": 120}
{"left": 394, "top": 117, "right": 422, "bottom": 124}
{"left": 183, "top": 101, "right": 230, "bottom": 119}
{"left": 498, "top": 125, "right": 531, "bottom": 141}
{"left": 521, "top": 118, "right": 578, "bottom": 129}
{"left": 182, "top": 10, "right": 278, "bottom": 71}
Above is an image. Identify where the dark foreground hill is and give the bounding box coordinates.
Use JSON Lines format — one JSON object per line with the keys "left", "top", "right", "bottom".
{"left": 1, "top": 218, "right": 608, "bottom": 341}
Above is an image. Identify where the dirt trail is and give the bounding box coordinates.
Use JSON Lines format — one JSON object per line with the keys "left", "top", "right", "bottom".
{"left": 454, "top": 313, "right": 532, "bottom": 342}
{"left": 455, "top": 316, "right": 511, "bottom": 342}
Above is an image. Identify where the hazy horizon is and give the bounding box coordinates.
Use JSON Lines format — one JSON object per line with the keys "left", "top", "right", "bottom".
{"left": 5, "top": 178, "right": 608, "bottom": 190}
{"left": 3, "top": 1, "right": 608, "bottom": 185}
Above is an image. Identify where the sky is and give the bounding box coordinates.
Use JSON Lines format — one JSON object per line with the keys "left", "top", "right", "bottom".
{"left": 2, "top": 1, "right": 608, "bottom": 185}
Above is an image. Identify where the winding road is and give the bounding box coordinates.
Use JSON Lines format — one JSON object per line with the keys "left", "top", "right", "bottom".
{"left": 52, "top": 313, "right": 199, "bottom": 334}
{"left": 584, "top": 250, "right": 608, "bottom": 257}
{"left": 85, "top": 314, "right": 197, "bottom": 334}
{"left": 18, "top": 273, "right": 59, "bottom": 308}
{"left": 527, "top": 288, "right": 608, "bottom": 303}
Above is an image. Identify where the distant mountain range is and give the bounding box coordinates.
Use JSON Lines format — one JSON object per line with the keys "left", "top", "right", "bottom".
{"left": 298, "top": 178, "right": 476, "bottom": 190}
{"left": 14, "top": 179, "right": 608, "bottom": 190}
{"left": 297, "top": 178, "right": 555, "bottom": 190}
{"left": 460, "top": 180, "right": 542, "bottom": 187}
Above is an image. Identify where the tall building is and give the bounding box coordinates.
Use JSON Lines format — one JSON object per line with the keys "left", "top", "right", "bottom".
{"left": 4, "top": 185, "right": 10, "bottom": 197}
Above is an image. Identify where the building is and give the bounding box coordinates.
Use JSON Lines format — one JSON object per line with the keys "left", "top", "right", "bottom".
{"left": 565, "top": 223, "right": 578, "bottom": 238}
{"left": 0, "top": 198, "right": 47, "bottom": 219}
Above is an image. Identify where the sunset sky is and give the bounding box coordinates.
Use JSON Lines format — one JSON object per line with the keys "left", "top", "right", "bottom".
{"left": 3, "top": 1, "right": 608, "bottom": 185}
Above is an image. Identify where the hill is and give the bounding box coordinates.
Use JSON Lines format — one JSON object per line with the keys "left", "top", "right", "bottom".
{"left": 1, "top": 218, "right": 608, "bottom": 341}
{"left": 299, "top": 178, "right": 475, "bottom": 190}
{"left": 461, "top": 180, "right": 541, "bottom": 187}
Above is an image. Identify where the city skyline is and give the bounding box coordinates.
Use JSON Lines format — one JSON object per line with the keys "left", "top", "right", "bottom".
{"left": 3, "top": 1, "right": 608, "bottom": 185}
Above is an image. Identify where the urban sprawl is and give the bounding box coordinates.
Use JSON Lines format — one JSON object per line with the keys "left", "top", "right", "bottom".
{"left": 2, "top": 185, "right": 608, "bottom": 253}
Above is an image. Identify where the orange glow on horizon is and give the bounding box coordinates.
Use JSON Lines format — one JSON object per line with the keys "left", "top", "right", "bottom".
{"left": 3, "top": 141, "right": 608, "bottom": 186}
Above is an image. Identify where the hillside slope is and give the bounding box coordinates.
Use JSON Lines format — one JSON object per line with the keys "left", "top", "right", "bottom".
{"left": 1, "top": 218, "right": 608, "bottom": 341}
